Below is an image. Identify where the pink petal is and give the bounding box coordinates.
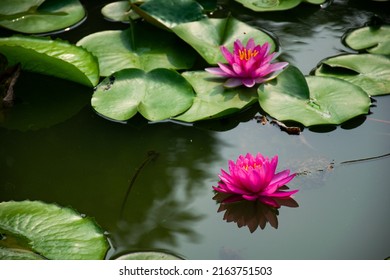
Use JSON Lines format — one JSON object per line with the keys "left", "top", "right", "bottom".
{"left": 257, "top": 42, "right": 271, "bottom": 60}
{"left": 234, "top": 39, "right": 244, "bottom": 52}
{"left": 268, "top": 189, "right": 299, "bottom": 198}
{"left": 255, "top": 77, "right": 267, "bottom": 84}
{"left": 242, "top": 78, "right": 256, "bottom": 87}
{"left": 232, "top": 63, "right": 244, "bottom": 76}
{"left": 244, "top": 58, "right": 257, "bottom": 76}
{"left": 264, "top": 172, "right": 296, "bottom": 194}
{"left": 223, "top": 78, "right": 243, "bottom": 88}
{"left": 260, "top": 52, "right": 276, "bottom": 66}
{"left": 270, "top": 170, "right": 296, "bottom": 186}
{"left": 205, "top": 67, "right": 231, "bottom": 77}
{"left": 220, "top": 46, "right": 234, "bottom": 65}
{"left": 258, "top": 196, "right": 281, "bottom": 208}
{"left": 246, "top": 38, "right": 256, "bottom": 50}
{"left": 254, "top": 61, "right": 288, "bottom": 78}
{"left": 242, "top": 194, "right": 259, "bottom": 201}
{"left": 217, "top": 63, "right": 237, "bottom": 77}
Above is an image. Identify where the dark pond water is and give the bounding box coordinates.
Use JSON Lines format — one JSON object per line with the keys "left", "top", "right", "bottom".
{"left": 1, "top": 0, "right": 389, "bottom": 259}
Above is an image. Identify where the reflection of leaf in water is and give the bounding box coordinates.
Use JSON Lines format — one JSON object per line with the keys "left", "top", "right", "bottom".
{"left": 219, "top": 246, "right": 243, "bottom": 260}
{"left": 120, "top": 150, "right": 159, "bottom": 219}
{"left": 116, "top": 198, "right": 204, "bottom": 249}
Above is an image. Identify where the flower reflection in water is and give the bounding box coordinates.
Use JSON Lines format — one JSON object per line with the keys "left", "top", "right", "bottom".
{"left": 213, "top": 190, "right": 299, "bottom": 233}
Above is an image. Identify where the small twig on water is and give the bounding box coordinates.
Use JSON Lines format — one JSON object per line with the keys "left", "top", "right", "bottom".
{"left": 339, "top": 152, "right": 390, "bottom": 165}
{"left": 271, "top": 119, "right": 301, "bottom": 135}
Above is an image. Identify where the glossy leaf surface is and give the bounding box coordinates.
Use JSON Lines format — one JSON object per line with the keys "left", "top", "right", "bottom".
{"left": 258, "top": 66, "right": 371, "bottom": 126}
{"left": 314, "top": 54, "right": 390, "bottom": 96}
{"left": 175, "top": 71, "right": 258, "bottom": 122}
{"left": 343, "top": 25, "right": 390, "bottom": 55}
{"left": 77, "top": 24, "right": 196, "bottom": 76}
{"left": 172, "top": 17, "right": 276, "bottom": 65}
{"left": 133, "top": 0, "right": 205, "bottom": 29}
{"left": 92, "top": 68, "right": 195, "bottom": 121}
{"left": 0, "top": 0, "right": 86, "bottom": 34}
{"left": 0, "top": 200, "right": 109, "bottom": 260}
{"left": 0, "top": 35, "right": 99, "bottom": 87}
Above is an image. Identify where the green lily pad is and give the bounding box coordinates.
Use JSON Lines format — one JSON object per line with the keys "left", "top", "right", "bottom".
{"left": 115, "top": 251, "right": 183, "bottom": 260}
{"left": 258, "top": 66, "right": 371, "bottom": 126}
{"left": 132, "top": 0, "right": 205, "bottom": 29}
{"left": 101, "top": 1, "right": 136, "bottom": 22}
{"left": 0, "top": 200, "right": 109, "bottom": 260}
{"left": 0, "top": 35, "right": 99, "bottom": 87}
{"left": 343, "top": 25, "right": 390, "bottom": 55}
{"left": 304, "top": 0, "right": 326, "bottom": 4}
{"left": 314, "top": 54, "right": 390, "bottom": 96}
{"left": 0, "top": 0, "right": 86, "bottom": 34}
{"left": 0, "top": 0, "right": 45, "bottom": 15}
{"left": 233, "top": 0, "right": 300, "bottom": 11}
{"left": 92, "top": 68, "right": 195, "bottom": 122}
{"left": 233, "top": 0, "right": 326, "bottom": 11}
{"left": 77, "top": 24, "right": 196, "bottom": 76}
{"left": 172, "top": 17, "right": 276, "bottom": 65}
{"left": 0, "top": 247, "right": 45, "bottom": 260}
{"left": 174, "top": 71, "right": 258, "bottom": 122}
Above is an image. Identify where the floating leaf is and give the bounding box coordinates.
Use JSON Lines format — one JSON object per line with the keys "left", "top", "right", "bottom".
{"left": 233, "top": 0, "right": 326, "bottom": 11}
{"left": 0, "top": 0, "right": 45, "bottom": 15}
{"left": 92, "top": 68, "right": 195, "bottom": 122}
{"left": 314, "top": 54, "right": 390, "bottom": 96}
{"left": 233, "top": 0, "right": 300, "bottom": 11}
{"left": 174, "top": 71, "right": 258, "bottom": 122}
{"left": 172, "top": 17, "right": 276, "bottom": 65}
{"left": 115, "top": 251, "right": 183, "bottom": 260}
{"left": 0, "top": 35, "right": 99, "bottom": 87}
{"left": 343, "top": 25, "right": 390, "bottom": 55}
{"left": 304, "top": 0, "right": 326, "bottom": 4}
{"left": 132, "top": 0, "right": 205, "bottom": 29}
{"left": 77, "top": 24, "right": 196, "bottom": 76}
{"left": 0, "top": 247, "right": 45, "bottom": 260}
{"left": 0, "top": 200, "right": 109, "bottom": 260}
{"left": 258, "top": 66, "right": 371, "bottom": 126}
{"left": 101, "top": 1, "right": 136, "bottom": 22}
{"left": 0, "top": 0, "right": 86, "bottom": 34}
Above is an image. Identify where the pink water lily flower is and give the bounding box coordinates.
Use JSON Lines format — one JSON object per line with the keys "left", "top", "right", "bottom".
{"left": 205, "top": 38, "right": 288, "bottom": 88}
{"left": 213, "top": 153, "right": 298, "bottom": 207}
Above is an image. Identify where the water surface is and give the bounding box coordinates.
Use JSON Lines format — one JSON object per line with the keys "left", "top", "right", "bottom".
{"left": 0, "top": 0, "right": 389, "bottom": 260}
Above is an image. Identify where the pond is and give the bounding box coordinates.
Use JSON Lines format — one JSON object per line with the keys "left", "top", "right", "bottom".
{"left": 0, "top": 0, "right": 389, "bottom": 260}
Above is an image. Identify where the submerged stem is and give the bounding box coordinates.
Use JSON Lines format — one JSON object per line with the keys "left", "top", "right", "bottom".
{"left": 339, "top": 152, "right": 390, "bottom": 165}
{"left": 119, "top": 150, "right": 159, "bottom": 219}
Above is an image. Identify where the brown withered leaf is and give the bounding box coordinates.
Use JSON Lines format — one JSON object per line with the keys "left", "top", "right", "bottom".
{"left": 271, "top": 119, "right": 301, "bottom": 135}
{"left": 0, "top": 62, "right": 21, "bottom": 108}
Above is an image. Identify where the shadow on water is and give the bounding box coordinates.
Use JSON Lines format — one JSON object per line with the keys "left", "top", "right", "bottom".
{"left": 0, "top": 85, "right": 227, "bottom": 255}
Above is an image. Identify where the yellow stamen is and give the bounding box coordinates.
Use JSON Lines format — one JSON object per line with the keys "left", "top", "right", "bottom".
{"left": 243, "top": 163, "right": 262, "bottom": 171}
{"left": 239, "top": 48, "right": 259, "bottom": 61}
